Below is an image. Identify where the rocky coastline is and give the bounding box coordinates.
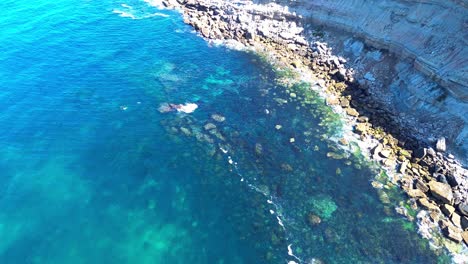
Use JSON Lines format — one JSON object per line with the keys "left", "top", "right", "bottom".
{"left": 155, "top": 0, "right": 467, "bottom": 258}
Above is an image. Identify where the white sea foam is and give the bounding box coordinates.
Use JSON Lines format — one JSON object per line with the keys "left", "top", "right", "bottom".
{"left": 143, "top": 0, "right": 165, "bottom": 9}
{"left": 276, "top": 216, "right": 285, "bottom": 228}
{"left": 287, "top": 244, "right": 303, "bottom": 263}
{"left": 219, "top": 147, "right": 228, "bottom": 154}
{"left": 176, "top": 103, "right": 198, "bottom": 113}
{"left": 113, "top": 9, "right": 136, "bottom": 19}
{"left": 113, "top": 9, "right": 170, "bottom": 20}
{"left": 114, "top": 2, "right": 170, "bottom": 20}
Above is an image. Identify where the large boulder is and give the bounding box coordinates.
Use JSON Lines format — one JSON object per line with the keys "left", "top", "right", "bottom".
{"left": 428, "top": 180, "right": 453, "bottom": 204}
{"left": 458, "top": 203, "right": 468, "bottom": 217}
{"left": 436, "top": 137, "right": 446, "bottom": 152}
{"left": 443, "top": 225, "right": 463, "bottom": 243}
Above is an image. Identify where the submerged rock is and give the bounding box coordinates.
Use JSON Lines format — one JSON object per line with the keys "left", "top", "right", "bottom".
{"left": 310, "top": 195, "right": 338, "bottom": 220}
{"left": 307, "top": 213, "right": 321, "bottom": 226}
{"left": 204, "top": 123, "right": 217, "bottom": 130}
{"left": 211, "top": 114, "right": 226, "bottom": 122}
{"left": 255, "top": 143, "right": 263, "bottom": 155}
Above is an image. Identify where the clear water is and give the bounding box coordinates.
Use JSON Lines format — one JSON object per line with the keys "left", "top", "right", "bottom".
{"left": 0, "top": 0, "right": 448, "bottom": 263}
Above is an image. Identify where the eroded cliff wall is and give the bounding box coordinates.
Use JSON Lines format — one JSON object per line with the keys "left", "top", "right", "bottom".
{"left": 262, "top": 0, "right": 467, "bottom": 99}
{"left": 256, "top": 0, "right": 468, "bottom": 161}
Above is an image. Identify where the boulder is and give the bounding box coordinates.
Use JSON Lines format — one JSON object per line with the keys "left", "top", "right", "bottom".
{"left": 462, "top": 231, "right": 468, "bottom": 245}
{"left": 462, "top": 216, "right": 468, "bottom": 230}
{"left": 418, "top": 198, "right": 439, "bottom": 211}
{"left": 458, "top": 203, "right": 468, "bottom": 217}
{"left": 436, "top": 137, "right": 446, "bottom": 152}
{"left": 335, "top": 68, "right": 347, "bottom": 81}
{"left": 204, "top": 123, "right": 216, "bottom": 130}
{"left": 379, "top": 149, "right": 391, "bottom": 158}
{"left": 415, "top": 179, "right": 429, "bottom": 193}
{"left": 400, "top": 160, "right": 408, "bottom": 174}
{"left": 345, "top": 107, "right": 359, "bottom": 117}
{"left": 255, "top": 143, "right": 263, "bottom": 155}
{"left": 413, "top": 148, "right": 426, "bottom": 160}
{"left": 211, "top": 114, "right": 226, "bottom": 122}
{"left": 437, "top": 174, "right": 448, "bottom": 184}
{"left": 451, "top": 212, "right": 462, "bottom": 228}
{"left": 326, "top": 97, "right": 340, "bottom": 105}
{"left": 357, "top": 116, "right": 369, "bottom": 123}
{"left": 443, "top": 225, "right": 463, "bottom": 243}
{"left": 355, "top": 123, "right": 369, "bottom": 135}
{"left": 407, "top": 189, "right": 425, "bottom": 198}
{"left": 446, "top": 172, "right": 460, "bottom": 187}
{"left": 441, "top": 204, "right": 455, "bottom": 217}
{"left": 307, "top": 213, "right": 322, "bottom": 226}
{"left": 339, "top": 97, "right": 350, "bottom": 108}
{"left": 428, "top": 181, "right": 453, "bottom": 204}
{"left": 372, "top": 144, "right": 383, "bottom": 159}
{"left": 426, "top": 148, "right": 436, "bottom": 157}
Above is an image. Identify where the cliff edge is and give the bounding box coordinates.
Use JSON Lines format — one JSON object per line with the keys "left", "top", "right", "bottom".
{"left": 264, "top": 0, "right": 468, "bottom": 100}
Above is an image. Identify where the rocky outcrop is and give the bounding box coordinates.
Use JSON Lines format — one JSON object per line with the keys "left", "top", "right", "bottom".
{"left": 155, "top": 0, "right": 468, "bottom": 255}
{"left": 254, "top": 0, "right": 468, "bottom": 164}
{"left": 257, "top": 0, "right": 467, "bottom": 99}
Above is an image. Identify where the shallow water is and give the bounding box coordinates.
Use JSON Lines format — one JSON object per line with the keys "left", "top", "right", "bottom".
{"left": 0, "top": 0, "right": 449, "bottom": 263}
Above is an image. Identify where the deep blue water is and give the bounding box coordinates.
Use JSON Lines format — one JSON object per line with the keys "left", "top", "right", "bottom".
{"left": 0, "top": 0, "right": 448, "bottom": 263}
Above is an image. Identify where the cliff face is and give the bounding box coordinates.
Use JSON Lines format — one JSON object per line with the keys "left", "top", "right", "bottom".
{"left": 257, "top": 0, "right": 468, "bottom": 160}
{"left": 262, "top": 0, "right": 467, "bottom": 100}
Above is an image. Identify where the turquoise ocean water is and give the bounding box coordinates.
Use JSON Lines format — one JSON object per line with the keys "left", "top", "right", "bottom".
{"left": 0, "top": 0, "right": 449, "bottom": 263}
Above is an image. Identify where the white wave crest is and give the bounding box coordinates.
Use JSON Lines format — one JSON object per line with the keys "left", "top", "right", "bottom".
{"left": 112, "top": 9, "right": 136, "bottom": 19}
{"left": 113, "top": 2, "right": 170, "bottom": 20}
{"left": 113, "top": 9, "right": 170, "bottom": 20}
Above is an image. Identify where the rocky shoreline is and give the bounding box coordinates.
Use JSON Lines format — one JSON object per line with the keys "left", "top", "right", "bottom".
{"left": 155, "top": 0, "right": 467, "bottom": 258}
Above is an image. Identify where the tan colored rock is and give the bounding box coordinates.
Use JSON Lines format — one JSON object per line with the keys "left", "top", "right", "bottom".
{"left": 345, "top": 107, "right": 359, "bottom": 117}
{"left": 326, "top": 97, "right": 339, "bottom": 105}
{"left": 407, "top": 189, "right": 425, "bottom": 198}
{"left": 429, "top": 211, "right": 441, "bottom": 222}
{"left": 307, "top": 213, "right": 321, "bottom": 226}
{"left": 355, "top": 123, "right": 369, "bottom": 134}
{"left": 379, "top": 149, "right": 391, "bottom": 158}
{"left": 415, "top": 179, "right": 429, "bottom": 193}
{"left": 462, "top": 231, "right": 468, "bottom": 245}
{"left": 428, "top": 181, "right": 453, "bottom": 204}
{"left": 441, "top": 204, "right": 455, "bottom": 217}
{"left": 451, "top": 212, "right": 462, "bottom": 228}
{"left": 418, "top": 198, "right": 439, "bottom": 211}
{"left": 399, "top": 160, "right": 408, "bottom": 174}
{"left": 443, "top": 225, "right": 463, "bottom": 243}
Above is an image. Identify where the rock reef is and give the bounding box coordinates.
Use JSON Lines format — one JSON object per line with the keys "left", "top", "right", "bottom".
{"left": 156, "top": 0, "right": 468, "bottom": 257}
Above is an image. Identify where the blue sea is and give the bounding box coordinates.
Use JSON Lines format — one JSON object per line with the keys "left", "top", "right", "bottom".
{"left": 0, "top": 0, "right": 449, "bottom": 263}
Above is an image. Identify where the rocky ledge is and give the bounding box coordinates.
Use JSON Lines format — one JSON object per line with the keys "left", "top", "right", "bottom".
{"left": 156, "top": 0, "right": 467, "bottom": 256}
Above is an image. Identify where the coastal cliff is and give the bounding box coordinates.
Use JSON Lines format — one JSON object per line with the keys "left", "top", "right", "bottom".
{"left": 261, "top": 0, "right": 467, "bottom": 100}
{"left": 257, "top": 0, "right": 468, "bottom": 164}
